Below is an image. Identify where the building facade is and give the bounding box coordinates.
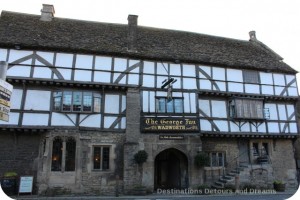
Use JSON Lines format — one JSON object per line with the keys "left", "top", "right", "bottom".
{"left": 0, "top": 5, "right": 299, "bottom": 195}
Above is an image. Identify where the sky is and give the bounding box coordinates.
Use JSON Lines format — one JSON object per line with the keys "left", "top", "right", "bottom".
{"left": 0, "top": 1, "right": 300, "bottom": 199}
{"left": 0, "top": 0, "right": 300, "bottom": 77}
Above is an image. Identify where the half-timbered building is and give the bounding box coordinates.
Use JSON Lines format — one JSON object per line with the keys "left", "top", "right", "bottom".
{"left": 0, "top": 4, "right": 299, "bottom": 195}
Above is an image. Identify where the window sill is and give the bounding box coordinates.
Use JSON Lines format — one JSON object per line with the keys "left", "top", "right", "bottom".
{"left": 231, "top": 117, "right": 265, "bottom": 121}
{"left": 204, "top": 166, "right": 224, "bottom": 170}
{"left": 91, "top": 170, "right": 111, "bottom": 173}
{"left": 53, "top": 111, "right": 100, "bottom": 114}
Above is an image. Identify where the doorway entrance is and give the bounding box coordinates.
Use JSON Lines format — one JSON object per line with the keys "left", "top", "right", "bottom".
{"left": 154, "top": 148, "right": 188, "bottom": 189}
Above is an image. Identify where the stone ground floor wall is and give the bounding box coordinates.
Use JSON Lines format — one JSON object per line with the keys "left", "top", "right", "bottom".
{"left": 271, "top": 139, "right": 298, "bottom": 189}
{"left": 1, "top": 130, "right": 298, "bottom": 195}
{"left": 36, "top": 129, "right": 125, "bottom": 196}
{"left": 122, "top": 134, "right": 203, "bottom": 193}
{"left": 201, "top": 137, "right": 298, "bottom": 190}
{"left": 0, "top": 131, "right": 42, "bottom": 194}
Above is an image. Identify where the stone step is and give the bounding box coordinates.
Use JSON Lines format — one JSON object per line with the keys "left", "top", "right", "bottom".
{"left": 211, "top": 183, "right": 224, "bottom": 189}
{"left": 223, "top": 175, "right": 234, "bottom": 180}
{"left": 214, "top": 181, "right": 225, "bottom": 187}
{"left": 219, "top": 178, "right": 228, "bottom": 183}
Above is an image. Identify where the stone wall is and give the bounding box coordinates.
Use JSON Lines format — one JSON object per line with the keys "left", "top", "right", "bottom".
{"left": 271, "top": 139, "right": 298, "bottom": 189}
{"left": 123, "top": 88, "right": 204, "bottom": 192}
{"left": 37, "top": 129, "right": 125, "bottom": 196}
{"left": 141, "top": 134, "right": 202, "bottom": 189}
{"left": 0, "top": 131, "right": 42, "bottom": 194}
{"left": 202, "top": 137, "right": 239, "bottom": 172}
{"left": 200, "top": 137, "right": 298, "bottom": 189}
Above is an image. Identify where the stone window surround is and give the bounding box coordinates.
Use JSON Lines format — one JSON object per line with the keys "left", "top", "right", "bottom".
{"left": 88, "top": 143, "right": 116, "bottom": 173}
{"left": 50, "top": 136, "right": 76, "bottom": 172}
{"left": 249, "top": 139, "right": 273, "bottom": 163}
{"left": 41, "top": 135, "right": 78, "bottom": 173}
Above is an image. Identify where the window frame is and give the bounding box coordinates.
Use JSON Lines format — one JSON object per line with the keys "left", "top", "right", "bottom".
{"left": 93, "top": 145, "right": 111, "bottom": 171}
{"left": 53, "top": 91, "right": 101, "bottom": 113}
{"left": 51, "top": 136, "right": 76, "bottom": 172}
{"left": 229, "top": 98, "right": 264, "bottom": 120}
{"left": 243, "top": 70, "right": 260, "bottom": 84}
{"left": 51, "top": 137, "right": 63, "bottom": 171}
{"left": 155, "top": 96, "right": 184, "bottom": 114}
{"left": 209, "top": 152, "right": 225, "bottom": 167}
{"left": 252, "top": 142, "right": 270, "bottom": 157}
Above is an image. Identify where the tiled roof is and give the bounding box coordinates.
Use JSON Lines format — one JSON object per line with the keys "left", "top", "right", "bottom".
{"left": 0, "top": 11, "right": 297, "bottom": 74}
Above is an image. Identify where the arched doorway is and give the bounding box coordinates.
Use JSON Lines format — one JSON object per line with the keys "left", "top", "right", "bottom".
{"left": 154, "top": 148, "right": 188, "bottom": 189}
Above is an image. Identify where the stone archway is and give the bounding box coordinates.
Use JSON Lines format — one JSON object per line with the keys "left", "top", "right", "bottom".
{"left": 154, "top": 148, "right": 188, "bottom": 189}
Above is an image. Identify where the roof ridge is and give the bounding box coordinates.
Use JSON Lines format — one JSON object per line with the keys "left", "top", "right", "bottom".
{"left": 250, "top": 38, "right": 283, "bottom": 61}
{"left": 0, "top": 10, "right": 297, "bottom": 74}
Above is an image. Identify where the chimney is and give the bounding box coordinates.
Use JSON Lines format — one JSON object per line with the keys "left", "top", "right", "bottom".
{"left": 249, "top": 31, "right": 257, "bottom": 41}
{"left": 40, "top": 4, "right": 55, "bottom": 21}
{"left": 127, "top": 15, "right": 138, "bottom": 52}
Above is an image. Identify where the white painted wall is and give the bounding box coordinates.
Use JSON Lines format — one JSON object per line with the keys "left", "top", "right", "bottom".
{"left": 105, "top": 94, "right": 120, "bottom": 114}
{"left": 79, "top": 114, "right": 101, "bottom": 128}
{"left": 51, "top": 112, "right": 75, "bottom": 126}
{"left": 10, "top": 89, "right": 23, "bottom": 109}
{"left": 22, "top": 113, "right": 49, "bottom": 126}
{"left": 24, "top": 90, "right": 51, "bottom": 111}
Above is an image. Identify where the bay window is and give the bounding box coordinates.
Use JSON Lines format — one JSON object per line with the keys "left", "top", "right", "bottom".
{"left": 53, "top": 91, "right": 101, "bottom": 113}
{"left": 229, "top": 98, "right": 264, "bottom": 120}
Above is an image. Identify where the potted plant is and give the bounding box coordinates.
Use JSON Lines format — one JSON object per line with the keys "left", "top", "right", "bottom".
{"left": 134, "top": 150, "right": 148, "bottom": 165}
{"left": 197, "top": 184, "right": 209, "bottom": 195}
{"left": 1, "top": 171, "right": 18, "bottom": 196}
{"left": 132, "top": 150, "right": 148, "bottom": 195}
{"left": 273, "top": 180, "right": 286, "bottom": 192}
{"left": 194, "top": 152, "right": 210, "bottom": 168}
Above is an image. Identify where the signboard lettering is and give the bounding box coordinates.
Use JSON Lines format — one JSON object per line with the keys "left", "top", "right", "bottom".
{"left": 0, "top": 104, "right": 10, "bottom": 113}
{"left": 159, "top": 135, "right": 184, "bottom": 140}
{"left": 0, "top": 112, "right": 9, "bottom": 122}
{"left": 0, "top": 79, "right": 13, "bottom": 122}
{"left": 141, "top": 117, "right": 199, "bottom": 132}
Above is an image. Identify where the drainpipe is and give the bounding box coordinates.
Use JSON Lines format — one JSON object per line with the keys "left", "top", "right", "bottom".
{"left": 0, "top": 61, "right": 8, "bottom": 80}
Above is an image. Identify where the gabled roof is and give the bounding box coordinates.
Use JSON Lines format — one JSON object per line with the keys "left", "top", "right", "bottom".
{"left": 0, "top": 11, "right": 297, "bottom": 74}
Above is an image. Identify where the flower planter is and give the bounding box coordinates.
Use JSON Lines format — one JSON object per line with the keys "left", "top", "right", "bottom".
{"left": 273, "top": 183, "right": 286, "bottom": 192}
{"left": 1, "top": 176, "right": 18, "bottom": 196}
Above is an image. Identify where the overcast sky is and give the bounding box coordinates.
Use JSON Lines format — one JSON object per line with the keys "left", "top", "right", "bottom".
{"left": 0, "top": 1, "right": 300, "bottom": 199}
{"left": 1, "top": 0, "right": 300, "bottom": 83}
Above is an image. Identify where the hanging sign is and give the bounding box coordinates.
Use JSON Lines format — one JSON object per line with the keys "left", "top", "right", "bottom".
{"left": 0, "top": 79, "right": 13, "bottom": 122}
{"left": 141, "top": 117, "right": 199, "bottom": 133}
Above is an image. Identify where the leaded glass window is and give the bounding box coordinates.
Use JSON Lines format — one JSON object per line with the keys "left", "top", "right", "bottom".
{"left": 51, "top": 137, "right": 76, "bottom": 172}
{"left": 65, "top": 137, "right": 76, "bottom": 171}
{"left": 51, "top": 137, "right": 62, "bottom": 171}
{"left": 53, "top": 91, "right": 101, "bottom": 113}
{"left": 93, "top": 146, "right": 110, "bottom": 170}
{"left": 156, "top": 97, "right": 183, "bottom": 113}
{"left": 230, "top": 98, "right": 264, "bottom": 119}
